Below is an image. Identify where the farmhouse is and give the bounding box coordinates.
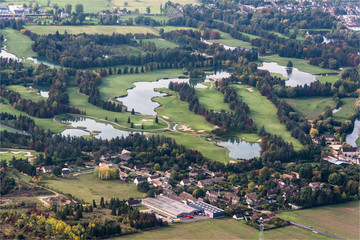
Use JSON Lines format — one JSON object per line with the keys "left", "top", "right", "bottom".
{"left": 61, "top": 168, "right": 71, "bottom": 177}
{"left": 134, "top": 176, "right": 144, "bottom": 185}
{"left": 127, "top": 199, "right": 141, "bottom": 207}
{"left": 189, "top": 201, "right": 225, "bottom": 218}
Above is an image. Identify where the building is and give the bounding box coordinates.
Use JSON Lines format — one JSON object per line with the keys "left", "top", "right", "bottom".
{"left": 309, "top": 182, "right": 325, "bottom": 191}
{"left": 134, "top": 164, "right": 147, "bottom": 171}
{"left": 189, "top": 201, "right": 225, "bottom": 218}
{"left": 197, "top": 177, "right": 224, "bottom": 188}
{"left": 179, "top": 192, "right": 196, "bottom": 203}
{"left": 342, "top": 147, "right": 359, "bottom": 157}
{"left": 134, "top": 176, "right": 144, "bottom": 185}
{"left": 147, "top": 175, "right": 160, "bottom": 183}
{"left": 180, "top": 178, "right": 192, "bottom": 186}
{"left": 41, "top": 165, "right": 53, "bottom": 173}
{"left": 118, "top": 154, "right": 132, "bottom": 162}
{"left": 142, "top": 195, "right": 198, "bottom": 218}
{"left": 61, "top": 168, "right": 71, "bottom": 177}
{"left": 233, "top": 214, "right": 244, "bottom": 220}
{"left": 127, "top": 199, "right": 141, "bottom": 207}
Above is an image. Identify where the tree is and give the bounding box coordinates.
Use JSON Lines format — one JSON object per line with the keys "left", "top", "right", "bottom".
{"left": 160, "top": 3, "right": 163, "bottom": 15}
{"left": 146, "top": 6, "right": 151, "bottom": 14}
{"left": 286, "top": 60, "right": 293, "bottom": 68}
{"left": 75, "top": 3, "right": 84, "bottom": 14}
{"left": 127, "top": 117, "right": 131, "bottom": 123}
{"left": 92, "top": 199, "right": 97, "bottom": 208}
{"left": 310, "top": 128, "right": 319, "bottom": 137}
{"left": 154, "top": 163, "right": 160, "bottom": 171}
{"left": 100, "top": 197, "right": 105, "bottom": 208}
{"left": 155, "top": 116, "right": 158, "bottom": 123}
{"left": 130, "top": 122, "right": 134, "bottom": 128}
{"left": 124, "top": 2, "right": 128, "bottom": 7}
{"left": 328, "top": 173, "right": 342, "bottom": 185}
{"left": 111, "top": 206, "right": 117, "bottom": 215}
{"left": 131, "top": 108, "right": 135, "bottom": 115}
{"left": 259, "top": 166, "right": 271, "bottom": 181}
{"left": 65, "top": 3, "right": 72, "bottom": 14}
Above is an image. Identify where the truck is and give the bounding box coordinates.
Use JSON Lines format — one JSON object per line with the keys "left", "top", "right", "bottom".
{"left": 172, "top": 219, "right": 181, "bottom": 223}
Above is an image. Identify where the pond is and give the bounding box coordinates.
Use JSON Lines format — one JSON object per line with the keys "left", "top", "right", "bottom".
{"left": 259, "top": 62, "right": 321, "bottom": 87}
{"left": 116, "top": 70, "right": 231, "bottom": 116}
{"left": 210, "top": 138, "right": 261, "bottom": 160}
{"left": 29, "top": 85, "right": 50, "bottom": 98}
{"left": 332, "top": 106, "right": 342, "bottom": 114}
{"left": 60, "top": 117, "right": 143, "bottom": 140}
{"left": 346, "top": 118, "right": 360, "bottom": 148}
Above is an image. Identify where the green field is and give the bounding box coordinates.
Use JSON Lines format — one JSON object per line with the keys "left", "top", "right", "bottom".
{"left": 121, "top": 14, "right": 169, "bottom": 22}
{"left": 0, "top": 126, "right": 15, "bottom": 133}
{"left": 333, "top": 98, "right": 357, "bottom": 122}
{"left": 155, "top": 26, "right": 198, "bottom": 32}
{"left": 122, "top": 218, "right": 327, "bottom": 240}
{"left": 67, "top": 87, "right": 166, "bottom": 130}
{"left": 6, "top": 85, "right": 47, "bottom": 103}
{"left": 43, "top": 173, "right": 143, "bottom": 203}
{"left": 259, "top": 55, "right": 339, "bottom": 75}
{"left": 277, "top": 201, "right": 360, "bottom": 240}
{"left": 0, "top": 104, "right": 67, "bottom": 133}
{"left": 233, "top": 85, "right": 303, "bottom": 150}
{"left": 210, "top": 30, "right": 254, "bottom": 49}
{"left": 139, "top": 38, "right": 179, "bottom": 49}
{"left": 316, "top": 75, "right": 339, "bottom": 85}
{"left": 0, "top": 149, "right": 35, "bottom": 162}
{"left": 284, "top": 97, "right": 336, "bottom": 120}
{"left": 0, "top": 28, "right": 36, "bottom": 59}
{"left": 99, "top": 69, "right": 185, "bottom": 99}
{"left": 25, "top": 25, "right": 158, "bottom": 35}
{"left": 195, "top": 82, "right": 232, "bottom": 112}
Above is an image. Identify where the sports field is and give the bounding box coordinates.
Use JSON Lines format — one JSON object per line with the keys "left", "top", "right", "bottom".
{"left": 277, "top": 201, "right": 360, "bottom": 240}
{"left": 0, "top": 28, "right": 36, "bottom": 58}
{"left": 25, "top": 25, "right": 158, "bottom": 35}
{"left": 233, "top": 85, "right": 303, "bottom": 150}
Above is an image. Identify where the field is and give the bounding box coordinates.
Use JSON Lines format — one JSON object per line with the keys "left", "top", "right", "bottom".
{"left": 0, "top": 149, "right": 35, "bottom": 162}
{"left": 99, "top": 69, "right": 185, "bottom": 99}
{"left": 209, "top": 30, "right": 254, "bottom": 49}
{"left": 233, "top": 84, "right": 303, "bottom": 150}
{"left": 121, "top": 14, "right": 169, "bottom": 22}
{"left": 316, "top": 75, "right": 339, "bottom": 85}
{"left": 154, "top": 26, "right": 198, "bottom": 32}
{"left": 0, "top": 28, "right": 36, "bottom": 58}
{"left": 43, "top": 173, "right": 144, "bottom": 203}
{"left": 277, "top": 201, "right": 360, "bottom": 240}
{"left": 122, "top": 218, "right": 326, "bottom": 240}
{"left": 259, "top": 55, "right": 339, "bottom": 75}
{"left": 333, "top": 97, "right": 357, "bottom": 122}
{"left": 6, "top": 85, "right": 46, "bottom": 103}
{"left": 195, "top": 82, "right": 233, "bottom": 112}
{"left": 25, "top": 25, "right": 158, "bottom": 35}
{"left": 284, "top": 97, "right": 336, "bottom": 120}
{"left": 138, "top": 38, "right": 179, "bottom": 49}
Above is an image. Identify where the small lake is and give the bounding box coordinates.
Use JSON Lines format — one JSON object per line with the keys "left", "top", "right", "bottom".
{"left": 116, "top": 70, "right": 231, "bottom": 116}
{"left": 27, "top": 57, "right": 61, "bottom": 68}
{"left": 346, "top": 118, "right": 360, "bottom": 148}
{"left": 210, "top": 138, "right": 261, "bottom": 160}
{"left": 60, "top": 117, "right": 143, "bottom": 140}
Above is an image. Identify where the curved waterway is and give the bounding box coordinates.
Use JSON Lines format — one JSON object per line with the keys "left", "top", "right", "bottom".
{"left": 346, "top": 118, "right": 360, "bottom": 148}
{"left": 210, "top": 138, "right": 261, "bottom": 160}
{"left": 116, "top": 70, "right": 231, "bottom": 116}
{"left": 60, "top": 117, "right": 143, "bottom": 140}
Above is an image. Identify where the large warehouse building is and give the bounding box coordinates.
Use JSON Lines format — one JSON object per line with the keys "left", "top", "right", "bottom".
{"left": 142, "top": 195, "right": 198, "bottom": 218}
{"left": 189, "top": 201, "right": 225, "bottom": 218}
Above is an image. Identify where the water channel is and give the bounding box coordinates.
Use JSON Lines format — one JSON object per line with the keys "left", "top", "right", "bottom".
{"left": 116, "top": 70, "right": 231, "bottom": 116}
{"left": 346, "top": 118, "right": 360, "bottom": 148}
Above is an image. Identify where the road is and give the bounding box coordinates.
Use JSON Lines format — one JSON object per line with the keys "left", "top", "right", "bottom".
{"left": 0, "top": 123, "right": 31, "bottom": 136}
{"left": 290, "top": 221, "right": 345, "bottom": 240}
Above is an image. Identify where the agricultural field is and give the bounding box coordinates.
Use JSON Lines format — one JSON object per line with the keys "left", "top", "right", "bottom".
{"left": 259, "top": 55, "right": 339, "bottom": 75}
{"left": 209, "top": 30, "right": 254, "bottom": 49}
{"left": 25, "top": 25, "right": 158, "bottom": 35}
{"left": 233, "top": 84, "right": 303, "bottom": 150}
{"left": 122, "top": 218, "right": 326, "bottom": 240}
{"left": 42, "top": 173, "right": 144, "bottom": 203}
{"left": 138, "top": 38, "right": 179, "bottom": 49}
{"left": 277, "top": 201, "right": 360, "bottom": 240}
{"left": 6, "top": 85, "right": 47, "bottom": 103}
{"left": 0, "top": 149, "right": 35, "bottom": 162}
{"left": 0, "top": 28, "right": 36, "bottom": 59}
{"left": 333, "top": 97, "right": 357, "bottom": 122}
{"left": 284, "top": 97, "right": 336, "bottom": 120}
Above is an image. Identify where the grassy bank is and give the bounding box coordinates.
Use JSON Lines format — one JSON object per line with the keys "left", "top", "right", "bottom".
{"left": 195, "top": 82, "right": 233, "bottom": 112}
{"left": 0, "top": 28, "right": 36, "bottom": 59}
{"left": 316, "top": 75, "right": 339, "bottom": 85}
{"left": 209, "top": 30, "right": 253, "bottom": 49}
{"left": 333, "top": 97, "right": 357, "bottom": 122}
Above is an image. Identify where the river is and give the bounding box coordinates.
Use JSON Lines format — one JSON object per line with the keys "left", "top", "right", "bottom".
{"left": 346, "top": 118, "right": 360, "bottom": 148}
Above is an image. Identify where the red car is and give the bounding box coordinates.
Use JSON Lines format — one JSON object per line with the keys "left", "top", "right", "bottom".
{"left": 186, "top": 215, "right": 194, "bottom": 219}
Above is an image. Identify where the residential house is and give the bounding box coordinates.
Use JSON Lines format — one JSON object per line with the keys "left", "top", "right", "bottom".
{"left": 267, "top": 188, "right": 278, "bottom": 198}
{"left": 197, "top": 177, "right": 224, "bottom": 188}
{"left": 134, "top": 176, "right": 144, "bottom": 185}
{"left": 118, "top": 154, "right": 132, "bottom": 162}
{"left": 61, "top": 168, "right": 71, "bottom": 177}
{"left": 180, "top": 178, "right": 193, "bottom": 186}
{"left": 152, "top": 180, "right": 162, "bottom": 187}
{"left": 245, "top": 192, "right": 257, "bottom": 205}
{"left": 309, "top": 182, "right": 325, "bottom": 191}
{"left": 126, "top": 199, "right": 141, "bottom": 207}
{"left": 41, "top": 165, "right": 53, "bottom": 173}
{"left": 121, "top": 149, "right": 131, "bottom": 155}
{"left": 223, "top": 192, "right": 240, "bottom": 204}
{"left": 179, "top": 192, "right": 196, "bottom": 202}
{"left": 288, "top": 203, "right": 302, "bottom": 210}
{"left": 233, "top": 214, "right": 244, "bottom": 220}
{"left": 206, "top": 189, "right": 220, "bottom": 202}
{"left": 282, "top": 191, "right": 296, "bottom": 200}
{"left": 119, "top": 171, "right": 128, "bottom": 181}
{"left": 342, "top": 147, "right": 359, "bottom": 157}
{"left": 323, "top": 134, "right": 335, "bottom": 143}
{"left": 147, "top": 175, "right": 160, "bottom": 183}
{"left": 134, "top": 164, "right": 147, "bottom": 171}
{"left": 189, "top": 168, "right": 201, "bottom": 177}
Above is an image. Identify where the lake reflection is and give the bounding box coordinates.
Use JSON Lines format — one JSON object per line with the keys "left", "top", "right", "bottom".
{"left": 211, "top": 138, "right": 261, "bottom": 159}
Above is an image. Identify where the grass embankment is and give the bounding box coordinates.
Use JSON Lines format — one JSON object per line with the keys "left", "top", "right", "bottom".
{"left": 67, "top": 87, "right": 166, "bottom": 130}
{"left": 209, "top": 30, "right": 253, "bottom": 49}
{"left": 6, "top": 85, "right": 47, "bottom": 103}
{"left": 277, "top": 201, "right": 360, "bottom": 240}
{"left": 122, "top": 218, "right": 326, "bottom": 240}
{"left": 25, "top": 25, "right": 159, "bottom": 35}
{"left": 0, "top": 28, "right": 36, "bottom": 58}
{"left": 316, "top": 75, "right": 339, "bottom": 85}
{"left": 284, "top": 97, "right": 336, "bottom": 120}
{"left": 42, "top": 173, "right": 143, "bottom": 203}
{"left": 0, "top": 104, "right": 67, "bottom": 133}
{"left": 233, "top": 85, "right": 303, "bottom": 150}
{"left": 259, "top": 55, "right": 339, "bottom": 75}
{"left": 99, "top": 69, "right": 185, "bottom": 99}
{"left": 333, "top": 97, "right": 357, "bottom": 122}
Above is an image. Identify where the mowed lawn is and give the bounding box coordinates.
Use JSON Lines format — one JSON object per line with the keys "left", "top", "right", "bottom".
{"left": 99, "top": 69, "right": 185, "bottom": 99}
{"left": 44, "top": 173, "right": 143, "bottom": 203}
{"left": 155, "top": 26, "right": 198, "bottom": 32}
{"left": 284, "top": 97, "right": 336, "bottom": 120}
{"left": 25, "top": 25, "right": 158, "bottom": 35}
{"left": 0, "top": 149, "right": 35, "bottom": 162}
{"left": 259, "top": 55, "right": 339, "bottom": 75}
{"left": 195, "top": 82, "right": 233, "bottom": 112}
{"left": 233, "top": 85, "right": 303, "bottom": 150}
{"left": 316, "top": 75, "right": 339, "bottom": 85}
{"left": 209, "top": 30, "right": 253, "bottom": 49}
{"left": 0, "top": 28, "right": 36, "bottom": 58}
{"left": 333, "top": 97, "right": 357, "bottom": 122}
{"left": 122, "top": 218, "right": 326, "bottom": 240}
{"left": 6, "top": 85, "right": 47, "bottom": 103}
{"left": 277, "top": 201, "right": 360, "bottom": 240}
{"left": 139, "top": 38, "right": 179, "bottom": 49}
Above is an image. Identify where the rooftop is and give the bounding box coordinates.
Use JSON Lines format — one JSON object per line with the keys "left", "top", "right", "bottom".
{"left": 189, "top": 201, "right": 224, "bottom": 214}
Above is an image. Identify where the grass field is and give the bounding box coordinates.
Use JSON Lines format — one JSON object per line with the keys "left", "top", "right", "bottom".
{"left": 43, "top": 173, "right": 143, "bottom": 203}
{"left": 122, "top": 218, "right": 326, "bottom": 240}
{"left": 99, "top": 69, "right": 185, "bottom": 99}
{"left": 25, "top": 25, "right": 158, "bottom": 35}
{"left": 121, "top": 14, "right": 169, "bottom": 22}
{"left": 195, "top": 82, "right": 233, "bottom": 112}
{"left": 0, "top": 104, "right": 67, "bottom": 133}
{"left": 316, "top": 75, "right": 339, "bottom": 85}
{"left": 0, "top": 149, "right": 35, "bottom": 162}
{"left": 6, "top": 85, "right": 47, "bottom": 103}
{"left": 210, "top": 30, "right": 254, "bottom": 49}
{"left": 277, "top": 201, "right": 360, "bottom": 240}
{"left": 154, "top": 26, "right": 198, "bottom": 32}
{"left": 0, "top": 28, "right": 36, "bottom": 59}
{"left": 138, "top": 38, "right": 179, "bottom": 49}
{"left": 284, "top": 97, "right": 336, "bottom": 120}
{"left": 333, "top": 97, "right": 357, "bottom": 122}
{"left": 259, "top": 55, "right": 339, "bottom": 75}
{"left": 233, "top": 84, "right": 303, "bottom": 150}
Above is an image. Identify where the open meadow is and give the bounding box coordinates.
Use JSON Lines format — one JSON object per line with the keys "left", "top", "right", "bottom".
{"left": 0, "top": 28, "right": 36, "bottom": 59}
{"left": 121, "top": 217, "right": 327, "bottom": 240}
{"left": 155, "top": 26, "right": 198, "bottom": 32}
{"left": 333, "top": 98, "right": 357, "bottom": 122}
{"left": 277, "top": 201, "right": 360, "bottom": 240}
{"left": 209, "top": 30, "right": 254, "bottom": 49}
{"left": 42, "top": 173, "right": 144, "bottom": 203}
{"left": 6, "top": 85, "right": 46, "bottom": 103}
{"left": 233, "top": 84, "right": 303, "bottom": 150}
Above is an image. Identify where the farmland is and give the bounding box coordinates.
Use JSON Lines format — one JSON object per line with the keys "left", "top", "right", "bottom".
{"left": 277, "top": 201, "right": 360, "bottom": 240}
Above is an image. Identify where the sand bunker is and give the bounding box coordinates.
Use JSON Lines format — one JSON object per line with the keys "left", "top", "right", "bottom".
{"left": 256, "top": 138, "right": 262, "bottom": 142}
{"left": 197, "top": 130, "right": 205, "bottom": 133}
{"left": 179, "top": 125, "right": 192, "bottom": 131}
{"left": 162, "top": 116, "right": 169, "bottom": 119}
{"left": 135, "top": 123, "right": 142, "bottom": 126}
{"left": 141, "top": 119, "right": 153, "bottom": 122}
{"left": 246, "top": 87, "right": 254, "bottom": 92}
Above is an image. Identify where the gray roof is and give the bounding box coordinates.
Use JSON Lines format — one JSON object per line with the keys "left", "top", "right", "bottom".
{"left": 189, "top": 201, "right": 224, "bottom": 214}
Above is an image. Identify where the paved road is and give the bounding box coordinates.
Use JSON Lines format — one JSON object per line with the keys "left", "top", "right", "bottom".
{"left": 290, "top": 221, "right": 345, "bottom": 240}
{"left": 0, "top": 123, "right": 31, "bottom": 136}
